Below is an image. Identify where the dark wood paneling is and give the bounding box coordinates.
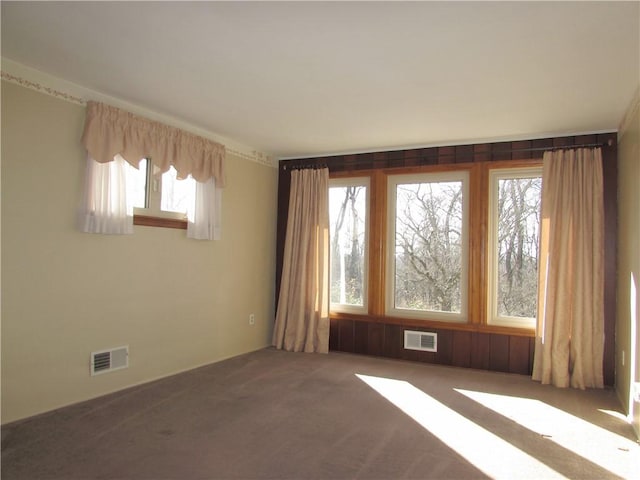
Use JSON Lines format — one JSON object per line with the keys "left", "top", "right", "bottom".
{"left": 473, "top": 143, "right": 491, "bottom": 162}
{"left": 354, "top": 321, "right": 368, "bottom": 355}
{"left": 388, "top": 154, "right": 405, "bottom": 169}
{"left": 403, "top": 155, "right": 420, "bottom": 168}
{"left": 489, "top": 334, "right": 510, "bottom": 373}
{"left": 452, "top": 330, "right": 472, "bottom": 368}
{"left": 367, "top": 322, "right": 384, "bottom": 356}
{"left": 509, "top": 336, "right": 532, "bottom": 375}
{"left": 511, "top": 140, "right": 533, "bottom": 160}
{"left": 286, "top": 134, "right": 613, "bottom": 170}
{"left": 553, "top": 136, "right": 574, "bottom": 148}
{"left": 328, "top": 320, "right": 538, "bottom": 376}
{"left": 275, "top": 166, "right": 291, "bottom": 304}
{"left": 329, "top": 318, "right": 340, "bottom": 352}
{"left": 413, "top": 348, "right": 437, "bottom": 364}
{"left": 373, "top": 152, "right": 387, "bottom": 169}
{"left": 435, "top": 329, "right": 453, "bottom": 365}
{"left": 455, "top": 145, "right": 474, "bottom": 163}
{"left": 531, "top": 137, "right": 554, "bottom": 152}
{"left": 338, "top": 319, "right": 355, "bottom": 353}
{"left": 438, "top": 146, "right": 456, "bottom": 164}
{"left": 575, "top": 134, "right": 597, "bottom": 146}
{"left": 422, "top": 149, "right": 439, "bottom": 165}
{"left": 470, "top": 332, "right": 491, "bottom": 370}
{"left": 491, "top": 142, "right": 512, "bottom": 161}
{"left": 382, "top": 324, "right": 403, "bottom": 359}
{"left": 601, "top": 136, "right": 617, "bottom": 387}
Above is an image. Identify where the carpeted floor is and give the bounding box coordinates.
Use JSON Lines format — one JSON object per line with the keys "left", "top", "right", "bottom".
{"left": 2, "top": 348, "right": 639, "bottom": 479}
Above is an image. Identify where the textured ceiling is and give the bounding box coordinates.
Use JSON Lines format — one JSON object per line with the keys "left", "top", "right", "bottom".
{"left": 2, "top": 1, "right": 639, "bottom": 159}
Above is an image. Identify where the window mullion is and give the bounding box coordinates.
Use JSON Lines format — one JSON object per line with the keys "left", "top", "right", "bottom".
{"left": 368, "top": 171, "right": 386, "bottom": 316}
{"left": 469, "top": 163, "right": 488, "bottom": 327}
{"left": 148, "top": 169, "right": 163, "bottom": 216}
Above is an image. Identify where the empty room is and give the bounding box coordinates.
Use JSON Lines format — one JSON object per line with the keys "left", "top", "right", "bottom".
{"left": 1, "top": 2, "right": 639, "bottom": 479}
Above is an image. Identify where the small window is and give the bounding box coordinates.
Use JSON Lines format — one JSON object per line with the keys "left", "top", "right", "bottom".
{"left": 161, "top": 166, "right": 196, "bottom": 214}
{"left": 487, "top": 167, "right": 542, "bottom": 328}
{"left": 125, "top": 159, "right": 195, "bottom": 220}
{"left": 125, "top": 158, "right": 149, "bottom": 209}
{"left": 329, "top": 178, "right": 369, "bottom": 313}
{"left": 387, "top": 171, "right": 469, "bottom": 322}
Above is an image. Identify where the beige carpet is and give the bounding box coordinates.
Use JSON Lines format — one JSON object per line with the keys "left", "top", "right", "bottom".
{"left": 2, "top": 348, "right": 638, "bottom": 479}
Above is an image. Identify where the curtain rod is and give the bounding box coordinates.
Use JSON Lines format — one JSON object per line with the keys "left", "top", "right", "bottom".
{"left": 281, "top": 139, "right": 613, "bottom": 169}
{"left": 282, "top": 163, "right": 328, "bottom": 171}
{"left": 496, "top": 140, "right": 612, "bottom": 155}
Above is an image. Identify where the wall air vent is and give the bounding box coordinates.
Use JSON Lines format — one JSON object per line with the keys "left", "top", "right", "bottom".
{"left": 404, "top": 331, "right": 437, "bottom": 352}
{"left": 91, "top": 346, "right": 129, "bottom": 376}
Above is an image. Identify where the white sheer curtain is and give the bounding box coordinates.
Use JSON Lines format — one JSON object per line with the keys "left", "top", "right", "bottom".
{"left": 80, "top": 154, "right": 134, "bottom": 234}
{"left": 79, "top": 101, "right": 225, "bottom": 239}
{"left": 187, "top": 177, "right": 222, "bottom": 240}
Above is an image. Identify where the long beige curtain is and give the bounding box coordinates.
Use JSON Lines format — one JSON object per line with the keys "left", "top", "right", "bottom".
{"left": 532, "top": 148, "right": 604, "bottom": 389}
{"left": 273, "top": 168, "right": 330, "bottom": 353}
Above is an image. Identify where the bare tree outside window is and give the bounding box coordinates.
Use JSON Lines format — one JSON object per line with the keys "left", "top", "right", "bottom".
{"left": 329, "top": 184, "right": 367, "bottom": 308}
{"left": 161, "top": 166, "right": 195, "bottom": 214}
{"left": 394, "top": 180, "right": 464, "bottom": 313}
{"left": 495, "top": 176, "right": 542, "bottom": 318}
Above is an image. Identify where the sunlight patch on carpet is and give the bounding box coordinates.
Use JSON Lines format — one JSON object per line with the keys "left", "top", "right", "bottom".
{"left": 456, "top": 389, "right": 640, "bottom": 479}
{"left": 356, "top": 374, "right": 566, "bottom": 480}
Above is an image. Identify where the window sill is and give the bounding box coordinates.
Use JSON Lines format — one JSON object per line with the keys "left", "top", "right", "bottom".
{"left": 134, "top": 214, "right": 187, "bottom": 230}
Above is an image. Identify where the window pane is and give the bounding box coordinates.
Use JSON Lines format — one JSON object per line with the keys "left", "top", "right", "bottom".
{"left": 329, "top": 184, "right": 366, "bottom": 307}
{"left": 125, "top": 158, "right": 148, "bottom": 209}
{"left": 495, "top": 176, "right": 542, "bottom": 318}
{"left": 161, "top": 167, "right": 195, "bottom": 214}
{"left": 394, "top": 181, "right": 463, "bottom": 313}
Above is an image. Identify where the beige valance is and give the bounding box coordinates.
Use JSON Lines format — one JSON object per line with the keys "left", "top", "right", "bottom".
{"left": 81, "top": 101, "right": 225, "bottom": 186}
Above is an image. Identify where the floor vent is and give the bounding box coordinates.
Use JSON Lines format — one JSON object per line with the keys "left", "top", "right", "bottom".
{"left": 91, "top": 346, "right": 129, "bottom": 376}
{"left": 404, "top": 331, "right": 437, "bottom": 352}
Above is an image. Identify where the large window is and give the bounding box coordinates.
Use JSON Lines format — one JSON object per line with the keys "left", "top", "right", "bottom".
{"left": 329, "top": 178, "right": 369, "bottom": 313}
{"left": 488, "top": 167, "right": 542, "bottom": 328}
{"left": 387, "top": 171, "right": 469, "bottom": 322}
{"left": 326, "top": 161, "right": 542, "bottom": 331}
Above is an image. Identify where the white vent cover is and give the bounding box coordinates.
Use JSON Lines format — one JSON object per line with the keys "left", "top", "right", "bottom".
{"left": 91, "top": 346, "right": 129, "bottom": 376}
{"left": 404, "top": 331, "right": 437, "bottom": 352}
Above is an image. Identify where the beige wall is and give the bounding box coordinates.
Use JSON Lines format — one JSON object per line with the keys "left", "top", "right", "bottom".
{"left": 1, "top": 81, "right": 278, "bottom": 423}
{"left": 616, "top": 85, "right": 640, "bottom": 439}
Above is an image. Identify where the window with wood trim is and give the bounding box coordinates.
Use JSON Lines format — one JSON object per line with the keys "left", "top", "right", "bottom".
{"left": 487, "top": 167, "right": 542, "bottom": 328}
{"left": 387, "top": 171, "right": 469, "bottom": 323}
{"left": 126, "top": 158, "right": 195, "bottom": 228}
{"left": 329, "top": 160, "right": 542, "bottom": 332}
{"left": 329, "top": 178, "right": 369, "bottom": 313}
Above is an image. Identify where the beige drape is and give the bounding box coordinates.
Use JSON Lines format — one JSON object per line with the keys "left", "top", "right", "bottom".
{"left": 532, "top": 148, "right": 604, "bottom": 389}
{"left": 273, "top": 168, "right": 330, "bottom": 353}
{"left": 81, "top": 101, "right": 225, "bottom": 186}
